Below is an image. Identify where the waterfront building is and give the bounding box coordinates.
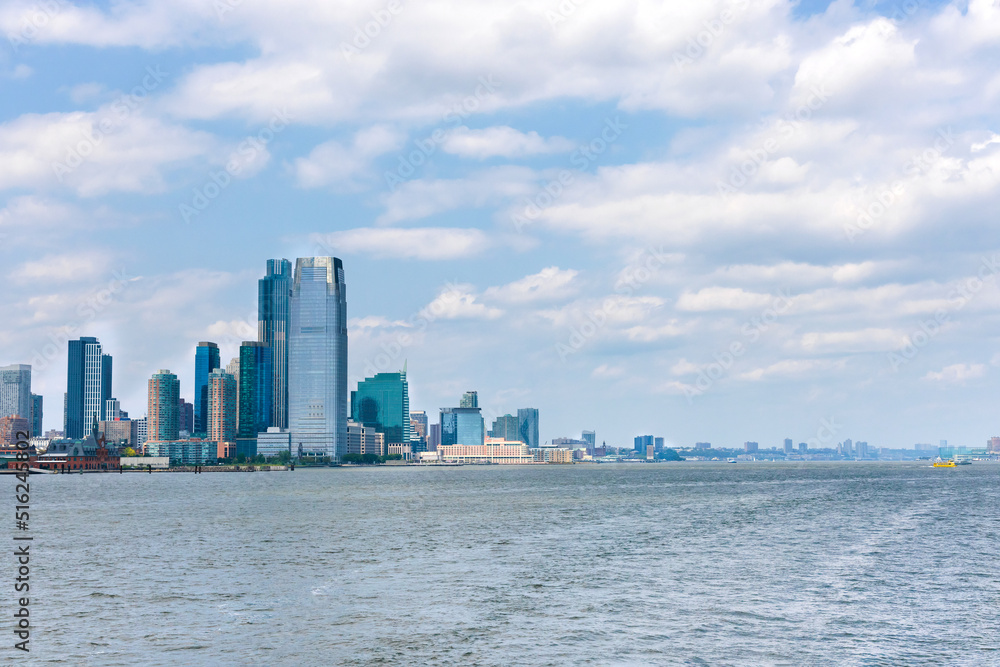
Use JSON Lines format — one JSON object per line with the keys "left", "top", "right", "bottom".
{"left": 147, "top": 370, "right": 180, "bottom": 442}
{"left": 532, "top": 447, "right": 573, "bottom": 464}
{"left": 351, "top": 371, "right": 411, "bottom": 444}
{"left": 207, "top": 369, "right": 237, "bottom": 444}
{"left": 259, "top": 259, "right": 292, "bottom": 429}
{"left": 238, "top": 341, "right": 273, "bottom": 440}
{"left": 798, "top": 442, "right": 807, "bottom": 454}
{"left": 427, "top": 423, "right": 440, "bottom": 451}
{"left": 441, "top": 406, "right": 484, "bottom": 448}
{"left": 0, "top": 415, "right": 30, "bottom": 446}
{"left": 989, "top": 437, "right": 1000, "bottom": 453}
{"left": 146, "top": 438, "right": 216, "bottom": 466}
{"left": 134, "top": 417, "right": 148, "bottom": 452}
{"left": 30, "top": 394, "right": 42, "bottom": 437}
{"left": 288, "top": 257, "right": 348, "bottom": 460}
{"left": 582, "top": 430, "right": 596, "bottom": 450}
{"left": 178, "top": 398, "right": 194, "bottom": 435}
{"left": 635, "top": 435, "right": 654, "bottom": 452}
{"left": 490, "top": 414, "right": 521, "bottom": 442}
{"left": 784, "top": 438, "right": 793, "bottom": 454}
{"left": 460, "top": 391, "right": 479, "bottom": 408}
{"left": 346, "top": 420, "right": 386, "bottom": 456}
{"left": 194, "top": 341, "right": 220, "bottom": 436}
{"left": 257, "top": 427, "right": 291, "bottom": 459}
{"left": 517, "top": 408, "right": 539, "bottom": 450}
{"left": 856, "top": 441, "right": 869, "bottom": 459}
{"left": 439, "top": 442, "right": 533, "bottom": 464}
{"left": 99, "top": 419, "right": 133, "bottom": 447}
{"left": 745, "top": 441, "right": 759, "bottom": 453}
{"left": 65, "top": 338, "right": 112, "bottom": 439}
{"left": 0, "top": 364, "right": 32, "bottom": 423}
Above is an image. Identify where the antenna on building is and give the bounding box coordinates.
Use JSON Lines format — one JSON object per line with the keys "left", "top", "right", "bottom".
{"left": 403, "top": 359, "right": 407, "bottom": 375}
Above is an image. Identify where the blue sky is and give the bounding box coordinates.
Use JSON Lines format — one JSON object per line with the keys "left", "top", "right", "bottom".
{"left": 1, "top": 0, "right": 998, "bottom": 449}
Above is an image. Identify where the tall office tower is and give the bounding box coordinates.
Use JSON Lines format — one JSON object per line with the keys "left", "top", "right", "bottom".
{"left": 194, "top": 341, "right": 220, "bottom": 436}
{"left": 798, "top": 442, "right": 807, "bottom": 454}
{"left": 147, "top": 370, "right": 180, "bottom": 442}
{"left": 410, "top": 411, "right": 428, "bottom": 441}
{"left": 842, "top": 438, "right": 853, "bottom": 457}
{"left": 208, "top": 369, "right": 237, "bottom": 444}
{"left": 856, "top": 441, "right": 869, "bottom": 459}
{"left": 654, "top": 436, "right": 664, "bottom": 452}
{"left": 784, "top": 438, "right": 793, "bottom": 454}
{"left": 259, "top": 259, "right": 292, "bottom": 429}
{"left": 517, "top": 408, "right": 539, "bottom": 450}
{"left": 238, "top": 342, "right": 273, "bottom": 439}
{"left": 744, "top": 441, "right": 759, "bottom": 453}
{"left": 635, "top": 435, "right": 654, "bottom": 452}
{"left": 490, "top": 414, "right": 520, "bottom": 442}
{"left": 105, "top": 398, "right": 121, "bottom": 420}
{"left": 427, "top": 422, "right": 441, "bottom": 451}
{"left": 0, "top": 364, "right": 31, "bottom": 421}
{"left": 351, "top": 371, "right": 411, "bottom": 443}
{"left": 66, "top": 338, "right": 112, "bottom": 438}
{"left": 440, "top": 407, "right": 485, "bottom": 448}
{"left": 288, "top": 257, "right": 347, "bottom": 459}
{"left": 582, "top": 430, "right": 596, "bottom": 449}
{"left": 460, "top": 391, "right": 478, "bottom": 408}
{"left": 30, "top": 394, "right": 42, "bottom": 437}
{"left": 225, "top": 357, "right": 240, "bottom": 386}
{"left": 133, "top": 417, "right": 148, "bottom": 450}
{"left": 178, "top": 398, "right": 194, "bottom": 435}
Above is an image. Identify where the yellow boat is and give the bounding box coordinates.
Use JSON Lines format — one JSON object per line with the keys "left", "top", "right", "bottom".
{"left": 933, "top": 460, "right": 956, "bottom": 468}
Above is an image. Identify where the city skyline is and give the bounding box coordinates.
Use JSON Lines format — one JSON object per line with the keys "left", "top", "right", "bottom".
{"left": 2, "top": 0, "right": 998, "bottom": 449}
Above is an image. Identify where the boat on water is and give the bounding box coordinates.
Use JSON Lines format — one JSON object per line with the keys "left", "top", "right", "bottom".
{"left": 933, "top": 460, "right": 956, "bottom": 468}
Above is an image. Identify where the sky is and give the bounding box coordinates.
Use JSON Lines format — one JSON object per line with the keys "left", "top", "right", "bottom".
{"left": 1, "top": 0, "right": 998, "bottom": 450}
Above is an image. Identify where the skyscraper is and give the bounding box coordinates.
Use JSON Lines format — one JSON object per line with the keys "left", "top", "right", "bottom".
{"left": 582, "top": 430, "right": 596, "bottom": 449}
{"left": 351, "top": 371, "right": 410, "bottom": 444}
{"left": 441, "top": 407, "right": 484, "bottom": 448}
{"left": 147, "top": 369, "right": 180, "bottom": 442}
{"left": 0, "top": 364, "right": 31, "bottom": 422}
{"left": 208, "top": 369, "right": 237, "bottom": 444}
{"left": 410, "top": 411, "right": 428, "bottom": 441}
{"left": 259, "top": 259, "right": 292, "bottom": 429}
{"left": 30, "top": 394, "right": 42, "bottom": 437}
{"left": 66, "top": 337, "right": 112, "bottom": 439}
{"left": 490, "top": 414, "right": 520, "bottom": 442}
{"left": 194, "top": 341, "right": 220, "bottom": 436}
{"left": 784, "top": 438, "right": 793, "bottom": 454}
{"left": 428, "top": 423, "right": 441, "bottom": 451}
{"left": 238, "top": 341, "right": 273, "bottom": 439}
{"left": 460, "top": 391, "right": 479, "bottom": 408}
{"left": 178, "top": 398, "right": 194, "bottom": 435}
{"left": 635, "top": 435, "right": 654, "bottom": 452}
{"left": 288, "top": 257, "right": 348, "bottom": 460}
{"left": 517, "top": 408, "right": 539, "bottom": 450}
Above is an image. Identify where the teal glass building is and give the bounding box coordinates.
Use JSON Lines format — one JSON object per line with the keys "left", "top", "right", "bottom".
{"left": 441, "top": 407, "right": 484, "bottom": 448}
{"left": 238, "top": 341, "right": 273, "bottom": 439}
{"left": 351, "top": 371, "right": 411, "bottom": 444}
{"left": 258, "top": 259, "right": 291, "bottom": 429}
{"left": 194, "top": 341, "right": 220, "bottom": 436}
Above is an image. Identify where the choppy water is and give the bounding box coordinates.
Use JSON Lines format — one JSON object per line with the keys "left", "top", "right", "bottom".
{"left": 7, "top": 462, "right": 1000, "bottom": 665}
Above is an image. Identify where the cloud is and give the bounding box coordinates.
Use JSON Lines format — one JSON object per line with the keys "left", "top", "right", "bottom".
{"left": 419, "top": 285, "right": 502, "bottom": 321}
{"left": 11, "top": 251, "right": 110, "bottom": 284}
{"left": 923, "top": 363, "right": 986, "bottom": 383}
{"left": 294, "top": 125, "right": 405, "bottom": 189}
{"left": 483, "top": 267, "right": 579, "bottom": 304}
{"left": 676, "top": 287, "right": 775, "bottom": 311}
{"left": 441, "top": 126, "right": 574, "bottom": 159}
{"left": 312, "top": 227, "right": 491, "bottom": 261}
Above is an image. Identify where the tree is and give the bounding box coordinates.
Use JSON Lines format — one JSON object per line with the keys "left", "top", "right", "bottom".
{"left": 122, "top": 447, "right": 137, "bottom": 457}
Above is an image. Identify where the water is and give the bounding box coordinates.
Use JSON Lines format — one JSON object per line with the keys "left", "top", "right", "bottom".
{"left": 8, "top": 463, "right": 1000, "bottom": 665}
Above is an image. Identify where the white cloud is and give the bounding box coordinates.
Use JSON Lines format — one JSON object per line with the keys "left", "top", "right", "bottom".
{"left": 923, "top": 363, "right": 986, "bottom": 383}
{"left": 676, "top": 287, "right": 775, "bottom": 311}
{"left": 419, "top": 286, "right": 502, "bottom": 321}
{"left": 441, "top": 126, "right": 574, "bottom": 159}
{"left": 294, "top": 126, "right": 405, "bottom": 188}
{"left": 312, "top": 227, "right": 491, "bottom": 261}
{"left": 484, "top": 267, "right": 579, "bottom": 304}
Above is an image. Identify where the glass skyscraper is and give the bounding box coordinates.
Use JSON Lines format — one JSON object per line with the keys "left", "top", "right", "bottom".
{"left": 0, "top": 364, "right": 32, "bottom": 423}
{"left": 258, "top": 259, "right": 291, "bottom": 429}
{"left": 517, "top": 407, "right": 539, "bottom": 449}
{"left": 351, "top": 371, "right": 410, "bottom": 444}
{"left": 147, "top": 369, "right": 180, "bottom": 442}
{"left": 288, "top": 257, "right": 347, "bottom": 460}
{"left": 65, "top": 337, "right": 112, "bottom": 439}
{"left": 238, "top": 341, "right": 273, "bottom": 439}
{"left": 490, "top": 413, "right": 520, "bottom": 441}
{"left": 440, "top": 407, "right": 484, "bottom": 448}
{"left": 194, "top": 341, "right": 220, "bottom": 436}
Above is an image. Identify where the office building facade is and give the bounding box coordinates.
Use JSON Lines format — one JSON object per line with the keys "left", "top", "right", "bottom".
{"left": 147, "top": 369, "right": 180, "bottom": 442}
{"left": 288, "top": 257, "right": 348, "bottom": 459}
{"left": 517, "top": 408, "right": 539, "bottom": 450}
{"left": 259, "top": 258, "right": 292, "bottom": 429}
{"left": 238, "top": 341, "right": 273, "bottom": 439}
{"left": 490, "top": 414, "right": 520, "bottom": 442}
{"left": 66, "top": 338, "right": 112, "bottom": 439}
{"left": 635, "top": 435, "right": 654, "bottom": 452}
{"left": 460, "top": 391, "right": 479, "bottom": 408}
{"left": 178, "top": 398, "right": 194, "bottom": 435}
{"left": 207, "top": 369, "right": 237, "bottom": 444}
{"left": 351, "top": 371, "right": 411, "bottom": 444}
{"left": 30, "top": 394, "right": 42, "bottom": 437}
{"left": 441, "top": 407, "right": 484, "bottom": 448}
{"left": 0, "top": 364, "right": 32, "bottom": 422}
{"left": 194, "top": 341, "right": 220, "bottom": 436}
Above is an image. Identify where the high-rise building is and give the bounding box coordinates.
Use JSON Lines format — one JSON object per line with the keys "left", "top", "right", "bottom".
{"left": 491, "top": 414, "right": 521, "bottom": 442}
{"left": 856, "top": 441, "right": 869, "bottom": 459}
{"left": 225, "top": 357, "right": 240, "bottom": 387}
{"left": 428, "top": 423, "right": 441, "bottom": 451}
{"left": 208, "top": 369, "right": 237, "bottom": 444}
{"left": 288, "top": 257, "right": 347, "bottom": 459}
{"left": 238, "top": 341, "right": 273, "bottom": 439}
{"left": 178, "top": 398, "right": 194, "bottom": 435}
{"left": 441, "top": 407, "right": 484, "bottom": 448}
{"left": 744, "top": 441, "right": 759, "bottom": 453}
{"left": 134, "top": 417, "right": 148, "bottom": 451}
{"left": 988, "top": 437, "right": 1000, "bottom": 453}
{"left": 842, "top": 438, "right": 853, "bottom": 457}
{"left": 410, "top": 411, "right": 428, "bottom": 442}
{"left": 783, "top": 438, "right": 793, "bottom": 454}
{"left": 634, "top": 435, "right": 654, "bottom": 452}
{"left": 351, "top": 371, "right": 411, "bottom": 444}
{"left": 65, "top": 338, "right": 112, "bottom": 438}
{"left": 654, "top": 436, "right": 664, "bottom": 452}
{"left": 0, "top": 415, "right": 30, "bottom": 447}
{"left": 30, "top": 394, "right": 42, "bottom": 437}
{"left": 147, "top": 369, "right": 180, "bottom": 442}
{"left": 582, "top": 430, "right": 596, "bottom": 449}
{"left": 0, "top": 364, "right": 32, "bottom": 422}
{"left": 194, "top": 342, "right": 220, "bottom": 436}
{"left": 517, "top": 408, "right": 539, "bottom": 450}
{"left": 105, "top": 398, "right": 121, "bottom": 420}
{"left": 259, "top": 259, "right": 292, "bottom": 429}
{"left": 460, "top": 391, "right": 479, "bottom": 408}
{"left": 798, "top": 442, "right": 807, "bottom": 454}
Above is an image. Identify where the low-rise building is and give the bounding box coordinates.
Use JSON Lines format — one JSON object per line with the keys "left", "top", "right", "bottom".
{"left": 146, "top": 438, "right": 216, "bottom": 465}
{"left": 257, "top": 428, "right": 291, "bottom": 458}
{"left": 532, "top": 447, "right": 573, "bottom": 464}
{"left": 119, "top": 456, "right": 170, "bottom": 469}
{"left": 439, "top": 442, "right": 533, "bottom": 464}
